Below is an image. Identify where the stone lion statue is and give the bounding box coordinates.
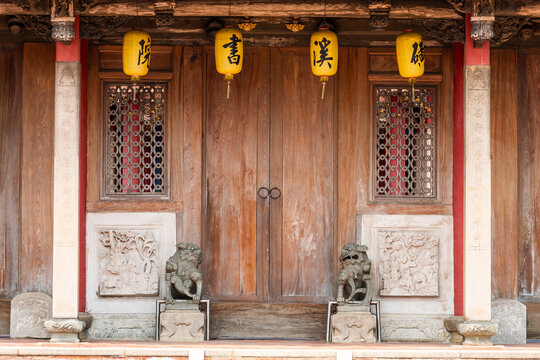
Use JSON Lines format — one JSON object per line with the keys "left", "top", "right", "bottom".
{"left": 164, "top": 243, "right": 203, "bottom": 304}
{"left": 336, "top": 243, "right": 373, "bottom": 306}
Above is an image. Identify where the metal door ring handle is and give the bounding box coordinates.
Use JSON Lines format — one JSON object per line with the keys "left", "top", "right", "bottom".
{"left": 258, "top": 187, "right": 270, "bottom": 199}
{"left": 269, "top": 187, "right": 281, "bottom": 199}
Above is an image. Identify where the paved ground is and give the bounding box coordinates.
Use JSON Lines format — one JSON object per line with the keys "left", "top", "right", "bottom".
{"left": 0, "top": 340, "right": 539, "bottom": 359}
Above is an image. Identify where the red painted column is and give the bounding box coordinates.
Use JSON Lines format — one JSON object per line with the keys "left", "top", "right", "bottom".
{"left": 453, "top": 42, "right": 464, "bottom": 317}
{"left": 79, "top": 36, "right": 88, "bottom": 313}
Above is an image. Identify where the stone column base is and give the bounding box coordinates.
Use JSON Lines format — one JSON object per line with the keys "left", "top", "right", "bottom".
{"left": 457, "top": 321, "right": 498, "bottom": 345}
{"left": 44, "top": 318, "right": 86, "bottom": 342}
{"left": 331, "top": 311, "right": 376, "bottom": 343}
{"left": 444, "top": 316, "right": 465, "bottom": 343}
{"left": 160, "top": 309, "right": 205, "bottom": 342}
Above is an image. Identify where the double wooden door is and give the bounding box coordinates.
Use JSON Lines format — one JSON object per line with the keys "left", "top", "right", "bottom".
{"left": 202, "top": 47, "right": 336, "bottom": 334}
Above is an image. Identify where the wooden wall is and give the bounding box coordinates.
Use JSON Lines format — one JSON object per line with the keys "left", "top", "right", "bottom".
{"left": 0, "top": 43, "right": 56, "bottom": 297}
{"left": 0, "top": 43, "right": 55, "bottom": 334}
{"left": 0, "top": 44, "right": 22, "bottom": 299}
{"left": 518, "top": 49, "right": 540, "bottom": 301}
{"left": 20, "top": 43, "right": 55, "bottom": 294}
{"left": 490, "top": 49, "right": 519, "bottom": 300}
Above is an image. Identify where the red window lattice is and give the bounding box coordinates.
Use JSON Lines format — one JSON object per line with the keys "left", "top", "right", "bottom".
{"left": 104, "top": 83, "right": 166, "bottom": 197}
{"left": 374, "top": 87, "right": 436, "bottom": 199}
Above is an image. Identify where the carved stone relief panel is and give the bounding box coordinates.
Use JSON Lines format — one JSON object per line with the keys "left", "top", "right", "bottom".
{"left": 98, "top": 230, "right": 159, "bottom": 296}
{"left": 378, "top": 230, "right": 439, "bottom": 296}
{"left": 360, "top": 214, "right": 453, "bottom": 315}
{"left": 86, "top": 212, "right": 176, "bottom": 314}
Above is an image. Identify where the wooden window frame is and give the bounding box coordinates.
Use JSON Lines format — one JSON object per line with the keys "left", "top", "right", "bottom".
{"left": 370, "top": 81, "right": 440, "bottom": 204}
{"left": 100, "top": 80, "right": 170, "bottom": 200}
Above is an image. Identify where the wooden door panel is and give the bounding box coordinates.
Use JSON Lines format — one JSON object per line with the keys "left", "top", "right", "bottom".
{"left": 270, "top": 48, "right": 336, "bottom": 302}
{"left": 203, "top": 47, "right": 270, "bottom": 301}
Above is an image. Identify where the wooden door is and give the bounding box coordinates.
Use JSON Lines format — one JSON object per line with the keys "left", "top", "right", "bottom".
{"left": 203, "top": 47, "right": 336, "bottom": 339}
{"left": 203, "top": 47, "right": 270, "bottom": 302}
{"left": 269, "top": 48, "right": 336, "bottom": 303}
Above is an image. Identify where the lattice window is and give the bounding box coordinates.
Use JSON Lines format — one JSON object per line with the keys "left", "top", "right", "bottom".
{"left": 104, "top": 83, "right": 167, "bottom": 197}
{"left": 374, "top": 87, "right": 436, "bottom": 199}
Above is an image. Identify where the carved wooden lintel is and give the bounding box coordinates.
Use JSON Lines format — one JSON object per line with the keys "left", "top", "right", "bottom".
{"left": 418, "top": 16, "right": 531, "bottom": 47}
{"left": 12, "top": 0, "right": 47, "bottom": 11}
{"left": 80, "top": 15, "right": 128, "bottom": 39}
{"left": 416, "top": 18, "right": 465, "bottom": 43}
{"left": 12, "top": 14, "right": 52, "bottom": 40}
{"left": 491, "top": 16, "right": 532, "bottom": 47}
{"left": 368, "top": 0, "right": 391, "bottom": 30}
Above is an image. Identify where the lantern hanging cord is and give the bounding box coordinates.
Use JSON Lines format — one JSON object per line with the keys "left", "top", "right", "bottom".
{"left": 323, "top": 0, "right": 327, "bottom": 24}
{"left": 409, "top": 78, "right": 416, "bottom": 105}
{"left": 227, "top": 80, "right": 231, "bottom": 99}
{"left": 320, "top": 76, "right": 328, "bottom": 100}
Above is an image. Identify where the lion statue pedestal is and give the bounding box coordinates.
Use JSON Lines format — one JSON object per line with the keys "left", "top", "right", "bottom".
{"left": 159, "top": 243, "right": 205, "bottom": 342}
{"left": 331, "top": 243, "right": 377, "bottom": 343}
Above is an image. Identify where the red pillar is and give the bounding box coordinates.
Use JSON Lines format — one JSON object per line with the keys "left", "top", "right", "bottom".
{"left": 79, "top": 36, "right": 88, "bottom": 313}
{"left": 453, "top": 42, "right": 464, "bottom": 316}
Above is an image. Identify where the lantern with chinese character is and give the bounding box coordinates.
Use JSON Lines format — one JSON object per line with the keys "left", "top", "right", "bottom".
{"left": 215, "top": 26, "right": 243, "bottom": 99}
{"left": 396, "top": 30, "right": 424, "bottom": 81}
{"left": 310, "top": 24, "right": 338, "bottom": 99}
{"left": 123, "top": 29, "right": 151, "bottom": 82}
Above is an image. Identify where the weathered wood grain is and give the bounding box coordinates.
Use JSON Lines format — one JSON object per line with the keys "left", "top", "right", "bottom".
{"left": 182, "top": 46, "right": 203, "bottom": 246}
{"left": 525, "top": 302, "right": 540, "bottom": 339}
{"left": 337, "top": 47, "right": 368, "bottom": 260}
{"left": 270, "top": 47, "right": 335, "bottom": 303}
{"left": 490, "top": 49, "right": 519, "bottom": 299}
{"left": 209, "top": 302, "right": 327, "bottom": 340}
{"left": 203, "top": 47, "right": 269, "bottom": 301}
{"left": 86, "top": 45, "right": 100, "bottom": 202}
{"left": 0, "top": 299, "right": 10, "bottom": 336}
{"left": 20, "top": 43, "right": 55, "bottom": 294}
{"left": 0, "top": 45, "right": 22, "bottom": 297}
{"left": 518, "top": 50, "right": 540, "bottom": 300}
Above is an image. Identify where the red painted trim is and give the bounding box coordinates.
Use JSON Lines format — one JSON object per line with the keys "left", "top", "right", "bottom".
{"left": 78, "top": 38, "right": 88, "bottom": 313}
{"left": 453, "top": 42, "right": 464, "bottom": 316}
{"left": 464, "top": 13, "right": 490, "bottom": 65}
{"left": 56, "top": 16, "right": 80, "bottom": 62}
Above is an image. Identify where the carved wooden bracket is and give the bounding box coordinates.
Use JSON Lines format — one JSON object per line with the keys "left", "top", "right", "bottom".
{"left": 50, "top": 0, "right": 75, "bottom": 43}
{"left": 445, "top": 0, "right": 466, "bottom": 14}
{"left": 369, "top": 0, "right": 391, "bottom": 30}
{"left": 154, "top": 0, "right": 175, "bottom": 27}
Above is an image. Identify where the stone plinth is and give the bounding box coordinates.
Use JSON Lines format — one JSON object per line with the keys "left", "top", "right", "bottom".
{"left": 492, "top": 299, "right": 526, "bottom": 344}
{"left": 457, "top": 321, "right": 498, "bottom": 345}
{"left": 159, "top": 308, "right": 204, "bottom": 342}
{"left": 331, "top": 311, "right": 376, "bottom": 343}
{"left": 10, "top": 292, "right": 52, "bottom": 339}
{"left": 44, "top": 318, "right": 86, "bottom": 342}
{"left": 444, "top": 316, "right": 464, "bottom": 343}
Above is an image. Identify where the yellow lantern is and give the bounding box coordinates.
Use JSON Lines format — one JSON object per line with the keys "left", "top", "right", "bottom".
{"left": 123, "top": 29, "right": 151, "bottom": 82}
{"left": 310, "top": 25, "right": 338, "bottom": 99}
{"left": 396, "top": 30, "right": 424, "bottom": 81}
{"left": 215, "top": 26, "right": 243, "bottom": 99}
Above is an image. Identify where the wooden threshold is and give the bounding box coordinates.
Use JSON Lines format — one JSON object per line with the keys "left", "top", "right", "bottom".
{"left": 209, "top": 302, "right": 328, "bottom": 341}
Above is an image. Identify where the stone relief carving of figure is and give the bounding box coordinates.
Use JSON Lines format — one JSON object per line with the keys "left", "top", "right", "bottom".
{"left": 379, "top": 231, "right": 439, "bottom": 296}
{"left": 165, "top": 243, "right": 203, "bottom": 304}
{"left": 336, "top": 243, "right": 373, "bottom": 306}
{"left": 99, "top": 230, "right": 159, "bottom": 296}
